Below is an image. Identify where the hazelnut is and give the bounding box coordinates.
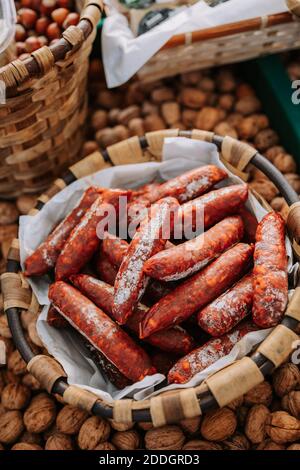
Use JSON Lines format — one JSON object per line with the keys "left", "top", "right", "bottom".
{"left": 15, "top": 24, "right": 27, "bottom": 42}
{"left": 0, "top": 202, "right": 19, "bottom": 225}
{"left": 180, "top": 416, "right": 201, "bottom": 435}
{"left": 245, "top": 405, "right": 270, "bottom": 444}
{"left": 249, "top": 180, "right": 278, "bottom": 202}
{"left": 8, "top": 350, "right": 27, "bottom": 376}
{"left": 35, "top": 17, "right": 51, "bottom": 35}
{"left": 235, "top": 96, "right": 261, "bottom": 116}
{"left": 45, "top": 432, "right": 74, "bottom": 450}
{"left": 112, "top": 430, "right": 140, "bottom": 450}
{"left": 214, "top": 122, "right": 238, "bottom": 139}
{"left": 46, "top": 22, "right": 61, "bottom": 40}
{"left": 11, "top": 442, "right": 43, "bottom": 450}
{"left": 199, "top": 77, "right": 215, "bottom": 92}
{"left": 78, "top": 416, "right": 110, "bottom": 450}
{"left": 218, "top": 94, "right": 235, "bottom": 111}
{"left": 141, "top": 101, "right": 159, "bottom": 117}
{"left": 97, "top": 90, "right": 121, "bottom": 110}
{"left": 145, "top": 425, "right": 185, "bottom": 450}
{"left": 265, "top": 411, "right": 300, "bottom": 444}
{"left": 0, "top": 411, "right": 24, "bottom": 444}
{"left": 161, "top": 102, "right": 181, "bottom": 126}
{"left": 18, "top": 8, "right": 38, "bottom": 29}
{"left": 51, "top": 8, "right": 69, "bottom": 26}
{"left": 195, "top": 107, "right": 222, "bottom": 131}
{"left": 24, "top": 393, "right": 56, "bottom": 433}
{"left": 151, "top": 87, "right": 175, "bottom": 104}
{"left": 180, "top": 88, "right": 207, "bottom": 109}
{"left": 254, "top": 129, "right": 279, "bottom": 152}
{"left": 144, "top": 115, "right": 165, "bottom": 132}
{"left": 223, "top": 433, "right": 250, "bottom": 450}
{"left": 281, "top": 391, "right": 300, "bottom": 419}
{"left": 114, "top": 125, "right": 129, "bottom": 142}
{"left": 82, "top": 140, "right": 99, "bottom": 157}
{"left": 226, "top": 112, "right": 243, "bottom": 128}
{"left": 16, "top": 195, "right": 37, "bottom": 215}
{"left": 273, "top": 364, "right": 300, "bottom": 398}
{"left": 236, "top": 83, "right": 255, "bottom": 99}
{"left": 62, "top": 12, "right": 80, "bottom": 29}
{"left": 237, "top": 117, "right": 259, "bottom": 140}
{"left": 91, "top": 110, "right": 108, "bottom": 131}
{"left": 216, "top": 70, "right": 236, "bottom": 92}
{"left": 128, "top": 118, "right": 145, "bottom": 137}
{"left": 183, "top": 440, "right": 222, "bottom": 450}
{"left": 181, "top": 71, "right": 202, "bottom": 86}
{"left": 1, "top": 383, "right": 31, "bottom": 410}
{"left": 244, "top": 382, "right": 273, "bottom": 407}
{"left": 182, "top": 109, "right": 197, "bottom": 128}
{"left": 200, "top": 408, "right": 237, "bottom": 441}
{"left": 117, "top": 106, "right": 140, "bottom": 126}
{"left": 56, "top": 405, "right": 89, "bottom": 435}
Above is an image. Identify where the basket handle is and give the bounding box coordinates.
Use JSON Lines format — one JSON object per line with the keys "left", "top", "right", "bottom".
{"left": 0, "top": 0, "right": 104, "bottom": 89}
{"left": 286, "top": 0, "right": 300, "bottom": 16}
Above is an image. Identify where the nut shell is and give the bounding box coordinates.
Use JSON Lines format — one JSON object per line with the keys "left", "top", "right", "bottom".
{"left": 56, "top": 405, "right": 89, "bottom": 435}
{"left": 265, "top": 411, "right": 300, "bottom": 444}
{"left": 78, "top": 416, "right": 110, "bottom": 450}
{"left": 0, "top": 411, "right": 24, "bottom": 444}
{"left": 245, "top": 405, "right": 270, "bottom": 444}
{"left": 24, "top": 393, "right": 56, "bottom": 433}
{"left": 145, "top": 425, "right": 185, "bottom": 450}
{"left": 201, "top": 408, "right": 237, "bottom": 442}
{"left": 1, "top": 383, "right": 31, "bottom": 410}
{"left": 112, "top": 430, "right": 140, "bottom": 450}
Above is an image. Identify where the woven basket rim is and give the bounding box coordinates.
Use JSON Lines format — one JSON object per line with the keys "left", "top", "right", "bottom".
{"left": 3, "top": 129, "right": 300, "bottom": 425}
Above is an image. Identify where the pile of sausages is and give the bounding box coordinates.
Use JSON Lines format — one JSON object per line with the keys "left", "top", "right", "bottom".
{"left": 24, "top": 165, "right": 289, "bottom": 388}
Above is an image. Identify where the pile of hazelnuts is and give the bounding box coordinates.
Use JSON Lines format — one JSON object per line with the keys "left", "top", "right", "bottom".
{"left": 14, "top": 0, "right": 80, "bottom": 59}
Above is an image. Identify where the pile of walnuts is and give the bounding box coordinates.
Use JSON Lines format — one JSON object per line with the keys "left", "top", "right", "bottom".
{"left": 0, "top": 62, "right": 300, "bottom": 450}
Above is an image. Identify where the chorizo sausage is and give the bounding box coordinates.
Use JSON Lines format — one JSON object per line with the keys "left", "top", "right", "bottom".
{"left": 47, "top": 305, "right": 68, "bottom": 328}
{"left": 113, "top": 197, "right": 179, "bottom": 325}
{"left": 24, "top": 187, "right": 103, "bottom": 276}
{"left": 151, "top": 352, "right": 178, "bottom": 376}
{"left": 70, "top": 274, "right": 195, "bottom": 355}
{"left": 252, "top": 212, "right": 288, "bottom": 328}
{"left": 178, "top": 184, "right": 248, "bottom": 236}
{"left": 102, "top": 232, "right": 129, "bottom": 267}
{"left": 140, "top": 243, "right": 254, "bottom": 338}
{"left": 143, "top": 215, "right": 244, "bottom": 281}
{"left": 55, "top": 189, "right": 130, "bottom": 280}
{"left": 168, "top": 321, "right": 258, "bottom": 384}
{"left": 48, "top": 281, "right": 155, "bottom": 382}
{"left": 197, "top": 273, "right": 253, "bottom": 336}
{"left": 96, "top": 252, "right": 119, "bottom": 286}
{"left": 128, "top": 166, "right": 228, "bottom": 226}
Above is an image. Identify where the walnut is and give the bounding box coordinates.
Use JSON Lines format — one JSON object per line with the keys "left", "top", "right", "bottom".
{"left": 7, "top": 350, "right": 27, "bottom": 375}
{"left": 218, "top": 94, "right": 235, "bottom": 111}
{"left": 195, "top": 107, "right": 222, "bottom": 131}
{"left": 0, "top": 314, "right": 12, "bottom": 339}
{"left": 235, "top": 96, "right": 261, "bottom": 116}
{"left": 94, "top": 442, "right": 116, "bottom": 450}
{"left": 237, "top": 117, "right": 260, "bottom": 140}
{"left": 222, "top": 433, "right": 250, "bottom": 450}
{"left": 56, "top": 405, "right": 89, "bottom": 435}
{"left": 96, "top": 90, "right": 122, "bottom": 110}
{"left": 226, "top": 113, "right": 243, "bottom": 128}
{"left": 45, "top": 432, "right": 74, "bottom": 450}
{"left": 256, "top": 439, "right": 285, "bottom": 450}
{"left": 227, "top": 396, "right": 244, "bottom": 411}
{"left": 200, "top": 408, "right": 237, "bottom": 441}
{"left": 0, "top": 202, "right": 19, "bottom": 225}
{"left": 249, "top": 180, "right": 278, "bottom": 202}
{"left": 273, "top": 153, "right": 297, "bottom": 174}
{"left": 182, "top": 440, "right": 222, "bottom": 450}
{"left": 0, "top": 224, "right": 18, "bottom": 243}
{"left": 287, "top": 443, "right": 300, "bottom": 450}
{"left": 24, "top": 393, "right": 56, "bottom": 433}
{"left": 109, "top": 420, "right": 134, "bottom": 432}
{"left": 1, "top": 383, "right": 31, "bottom": 410}
{"left": 0, "top": 411, "right": 24, "bottom": 444}
{"left": 82, "top": 141, "right": 99, "bottom": 157}
{"left": 180, "top": 416, "right": 201, "bottom": 435}
{"left": 244, "top": 382, "right": 273, "bottom": 407}
{"left": 117, "top": 106, "right": 140, "bottom": 126}
{"left": 112, "top": 430, "right": 140, "bottom": 450}
{"left": 91, "top": 110, "right": 108, "bottom": 131}
{"left": 137, "top": 421, "right": 153, "bottom": 431}
{"left": 21, "top": 373, "right": 41, "bottom": 391}
{"left": 284, "top": 173, "right": 300, "bottom": 193}
{"left": 181, "top": 71, "right": 202, "bottom": 86}
{"left": 2, "top": 369, "right": 20, "bottom": 385}
{"left": 78, "top": 416, "right": 110, "bottom": 450}
{"left": 245, "top": 405, "right": 270, "bottom": 444}
{"left": 161, "top": 102, "right": 181, "bottom": 126}
{"left": 151, "top": 87, "right": 175, "bottom": 104}
{"left": 254, "top": 129, "right": 279, "bottom": 152}
{"left": 273, "top": 364, "right": 300, "bottom": 398}
{"left": 113, "top": 125, "right": 130, "bottom": 142}
{"left": 179, "top": 88, "right": 207, "bottom": 109}
{"left": 182, "top": 109, "right": 197, "bottom": 128}
{"left": 19, "top": 430, "right": 43, "bottom": 446}
{"left": 144, "top": 115, "right": 165, "bottom": 132}
{"left": 128, "top": 118, "right": 145, "bottom": 137}
{"left": 265, "top": 411, "right": 300, "bottom": 444}
{"left": 282, "top": 391, "right": 300, "bottom": 419}
{"left": 11, "top": 442, "right": 42, "bottom": 450}
{"left": 214, "top": 122, "right": 238, "bottom": 139}
{"left": 0, "top": 372, "right": 4, "bottom": 395}
{"left": 145, "top": 425, "right": 185, "bottom": 450}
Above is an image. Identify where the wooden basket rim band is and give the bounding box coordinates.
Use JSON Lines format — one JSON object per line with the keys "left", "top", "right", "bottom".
{"left": 3, "top": 130, "right": 300, "bottom": 424}
{"left": 0, "top": 0, "right": 104, "bottom": 89}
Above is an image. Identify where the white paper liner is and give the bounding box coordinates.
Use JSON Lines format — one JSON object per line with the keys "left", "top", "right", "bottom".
{"left": 19, "top": 137, "right": 296, "bottom": 403}
{"left": 102, "top": 0, "right": 288, "bottom": 87}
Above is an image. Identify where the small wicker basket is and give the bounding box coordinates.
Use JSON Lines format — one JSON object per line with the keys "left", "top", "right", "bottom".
{"left": 2, "top": 129, "right": 300, "bottom": 426}
{"left": 138, "top": 1, "right": 300, "bottom": 82}
{"left": 0, "top": 1, "right": 103, "bottom": 199}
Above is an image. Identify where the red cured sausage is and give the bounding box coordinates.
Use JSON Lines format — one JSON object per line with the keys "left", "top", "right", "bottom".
{"left": 238, "top": 206, "right": 258, "bottom": 243}
{"left": 168, "top": 321, "right": 258, "bottom": 384}
{"left": 252, "top": 212, "right": 288, "bottom": 328}
{"left": 113, "top": 197, "right": 179, "bottom": 325}
{"left": 128, "top": 166, "right": 228, "bottom": 226}
{"left": 47, "top": 305, "right": 68, "bottom": 328}
{"left": 151, "top": 352, "right": 178, "bottom": 376}
{"left": 178, "top": 184, "right": 248, "bottom": 237}
{"left": 49, "top": 281, "right": 155, "bottom": 382}
{"left": 96, "top": 252, "right": 119, "bottom": 285}
{"left": 143, "top": 215, "right": 244, "bottom": 281}
{"left": 197, "top": 273, "right": 253, "bottom": 336}
{"left": 55, "top": 189, "right": 130, "bottom": 280}
{"left": 70, "top": 274, "right": 195, "bottom": 355}
{"left": 140, "top": 243, "right": 254, "bottom": 338}
{"left": 84, "top": 342, "right": 131, "bottom": 389}
{"left": 102, "top": 232, "right": 129, "bottom": 267}
{"left": 24, "top": 187, "right": 102, "bottom": 276}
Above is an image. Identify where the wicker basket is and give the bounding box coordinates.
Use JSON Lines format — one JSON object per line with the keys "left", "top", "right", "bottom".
{"left": 0, "top": 1, "right": 103, "bottom": 200}
{"left": 2, "top": 129, "right": 300, "bottom": 426}
{"left": 138, "top": 0, "right": 300, "bottom": 82}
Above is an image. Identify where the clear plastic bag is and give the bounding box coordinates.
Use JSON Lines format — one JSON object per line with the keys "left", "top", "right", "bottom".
{"left": 0, "top": 0, "right": 16, "bottom": 55}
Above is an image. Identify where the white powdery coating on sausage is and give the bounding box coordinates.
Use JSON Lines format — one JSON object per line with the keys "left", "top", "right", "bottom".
{"left": 114, "top": 202, "right": 170, "bottom": 306}
{"left": 67, "top": 201, "right": 100, "bottom": 244}
{"left": 178, "top": 176, "right": 210, "bottom": 203}
{"left": 160, "top": 257, "right": 212, "bottom": 282}
{"left": 189, "top": 339, "right": 225, "bottom": 372}
{"left": 89, "top": 277, "right": 113, "bottom": 293}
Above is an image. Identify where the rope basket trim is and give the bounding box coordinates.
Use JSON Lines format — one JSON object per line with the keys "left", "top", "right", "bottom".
{"left": 3, "top": 129, "right": 300, "bottom": 425}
